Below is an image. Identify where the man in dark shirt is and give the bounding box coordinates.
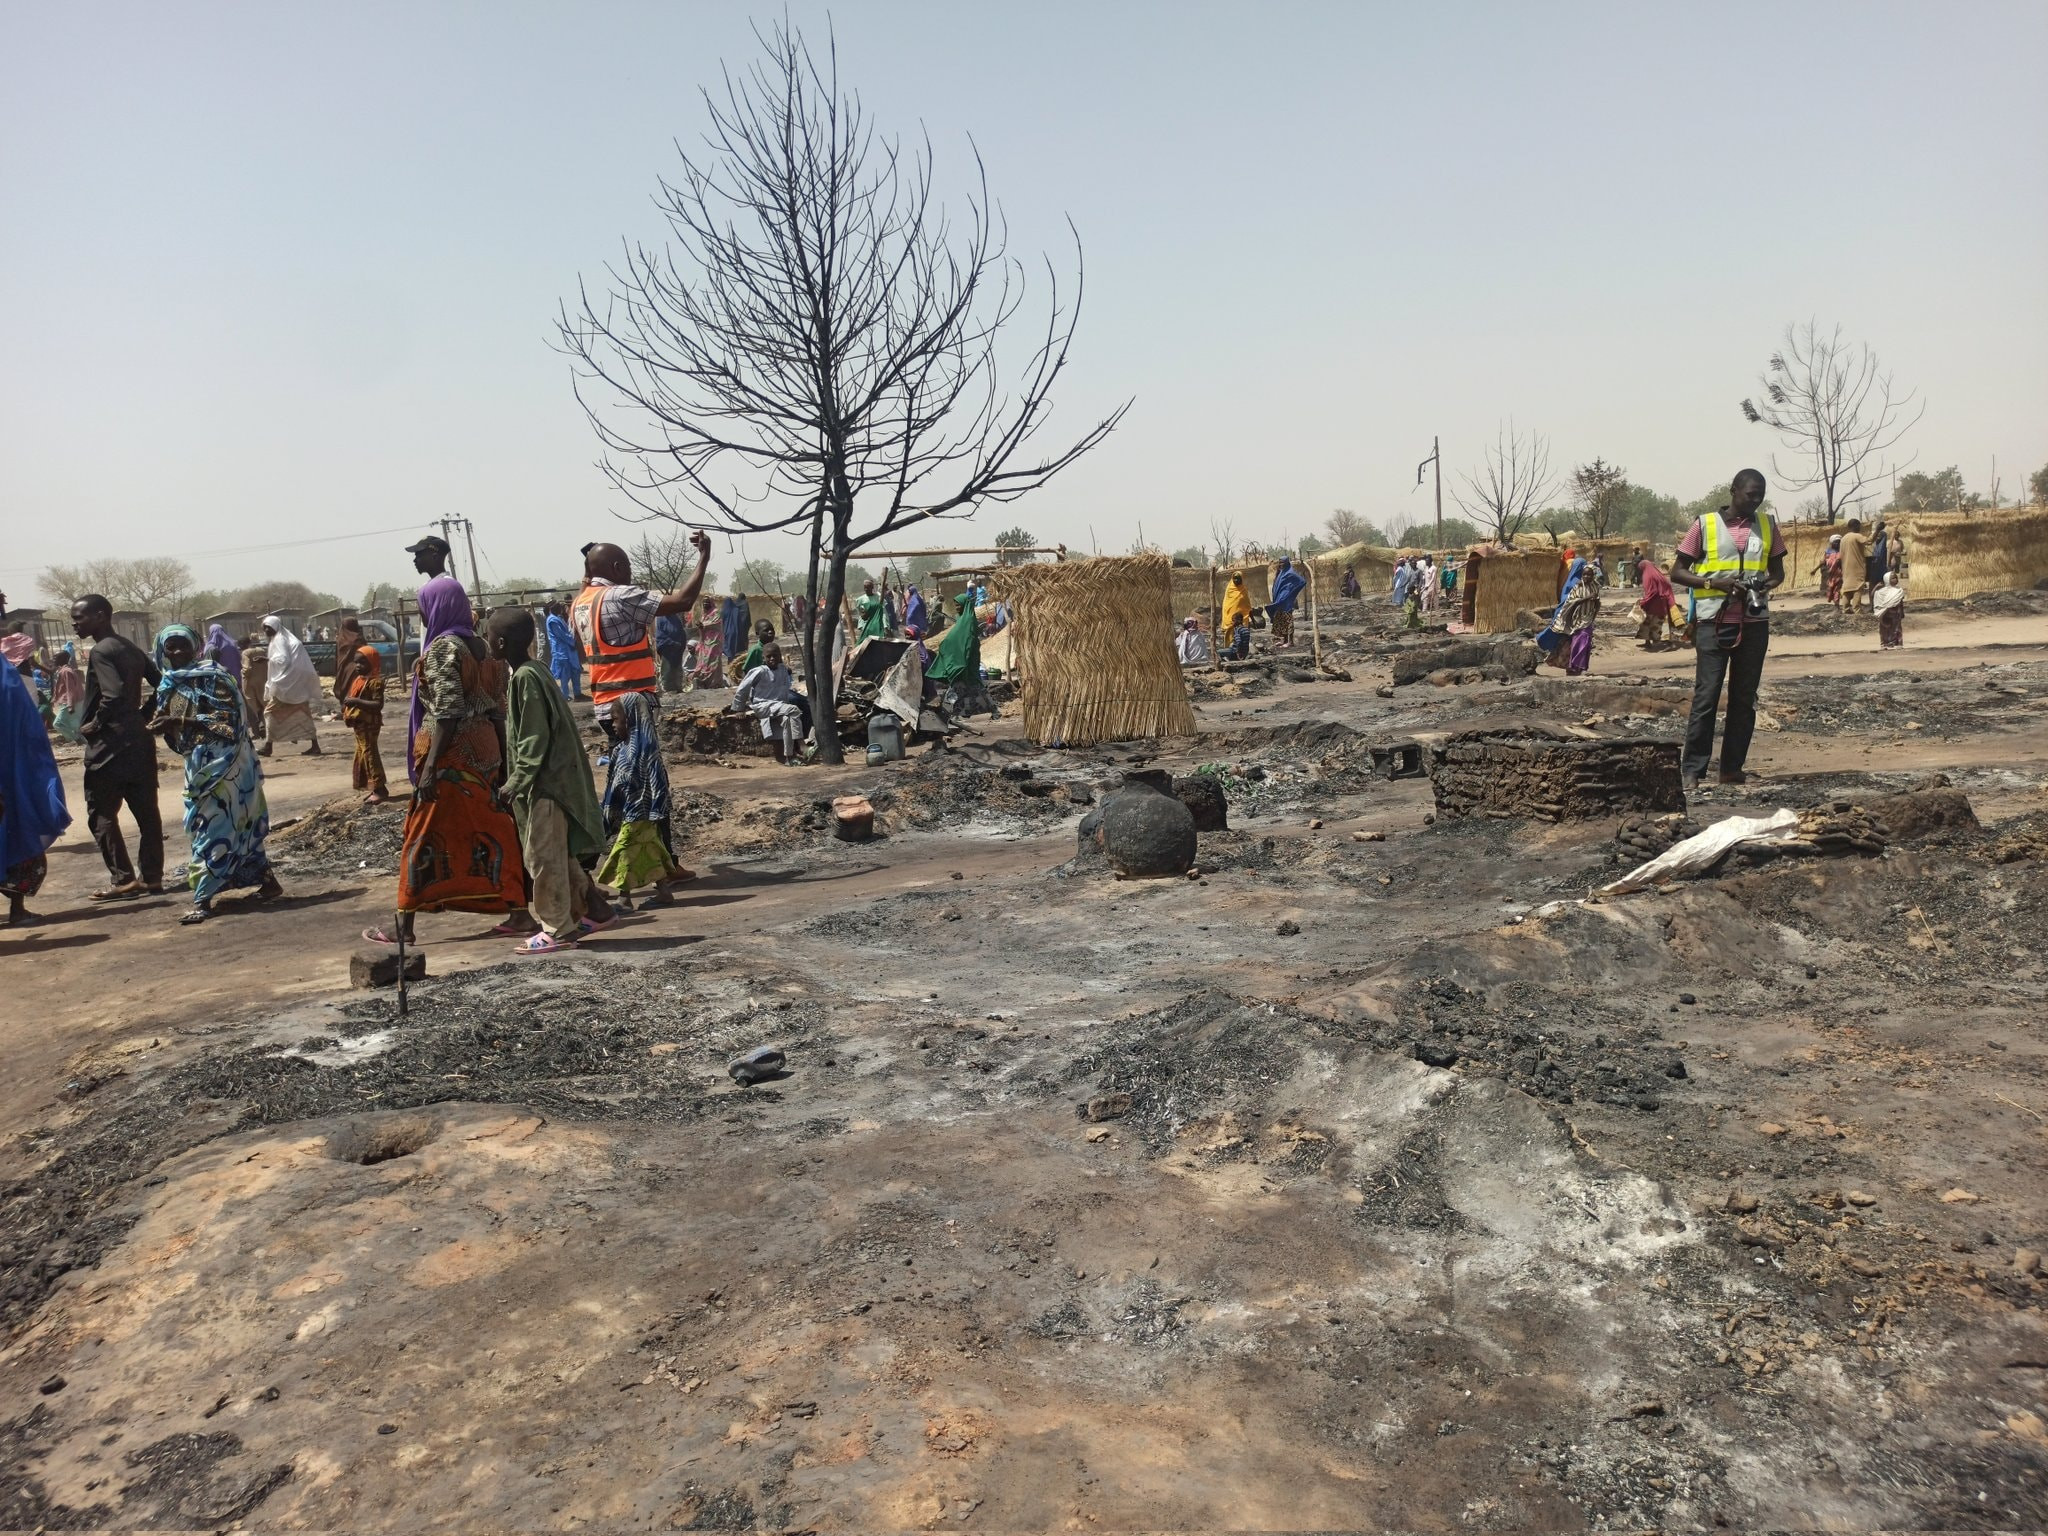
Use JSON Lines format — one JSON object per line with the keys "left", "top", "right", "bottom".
{"left": 1671, "top": 469, "right": 1786, "bottom": 789}
{"left": 71, "top": 594, "right": 165, "bottom": 899}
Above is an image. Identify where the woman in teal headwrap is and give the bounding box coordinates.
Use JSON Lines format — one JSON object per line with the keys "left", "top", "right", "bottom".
{"left": 150, "top": 624, "right": 282, "bottom": 924}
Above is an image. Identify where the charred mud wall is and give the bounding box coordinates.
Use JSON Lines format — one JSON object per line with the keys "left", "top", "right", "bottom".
{"left": 1428, "top": 730, "right": 1685, "bottom": 821}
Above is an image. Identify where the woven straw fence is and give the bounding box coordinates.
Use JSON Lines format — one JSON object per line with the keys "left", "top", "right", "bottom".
{"left": 994, "top": 555, "right": 1198, "bottom": 747}
{"left": 1306, "top": 542, "right": 1401, "bottom": 594}
{"left": 1776, "top": 507, "right": 2048, "bottom": 599}
{"left": 1169, "top": 563, "right": 1270, "bottom": 620}
{"left": 1471, "top": 548, "right": 1565, "bottom": 633}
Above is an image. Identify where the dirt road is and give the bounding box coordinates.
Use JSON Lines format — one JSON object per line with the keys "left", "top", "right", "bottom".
{"left": 2, "top": 607, "right": 2045, "bottom": 1529}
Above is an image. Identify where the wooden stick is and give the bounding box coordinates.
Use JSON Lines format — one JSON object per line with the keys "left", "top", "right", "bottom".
{"left": 1209, "top": 567, "right": 1221, "bottom": 667}
{"left": 1309, "top": 562, "right": 1323, "bottom": 671}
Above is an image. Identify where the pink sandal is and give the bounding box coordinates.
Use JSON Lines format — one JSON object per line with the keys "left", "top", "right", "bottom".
{"left": 512, "top": 931, "right": 576, "bottom": 956}
{"left": 578, "top": 913, "right": 621, "bottom": 936}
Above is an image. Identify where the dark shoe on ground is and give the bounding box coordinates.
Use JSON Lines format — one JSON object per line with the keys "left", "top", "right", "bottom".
{"left": 1718, "top": 770, "right": 1749, "bottom": 786}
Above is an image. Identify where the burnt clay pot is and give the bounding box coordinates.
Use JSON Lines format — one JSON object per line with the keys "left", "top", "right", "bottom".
{"left": 1098, "top": 771, "right": 1198, "bottom": 879}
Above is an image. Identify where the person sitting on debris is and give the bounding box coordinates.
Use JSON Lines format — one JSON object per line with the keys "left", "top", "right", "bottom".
{"left": 1265, "top": 557, "right": 1306, "bottom": 648}
{"left": 490, "top": 608, "right": 616, "bottom": 953}
{"left": 1340, "top": 565, "right": 1361, "bottom": 599}
{"left": 1176, "top": 616, "right": 1211, "bottom": 667}
{"left": 731, "top": 642, "right": 807, "bottom": 764}
{"left": 1221, "top": 572, "right": 1253, "bottom": 661}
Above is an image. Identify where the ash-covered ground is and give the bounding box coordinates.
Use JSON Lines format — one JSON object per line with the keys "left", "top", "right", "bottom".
{"left": 2, "top": 598, "right": 2045, "bottom": 1531}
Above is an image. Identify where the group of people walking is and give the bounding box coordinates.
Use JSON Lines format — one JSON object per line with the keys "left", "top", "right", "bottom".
{"left": 3, "top": 594, "right": 287, "bottom": 927}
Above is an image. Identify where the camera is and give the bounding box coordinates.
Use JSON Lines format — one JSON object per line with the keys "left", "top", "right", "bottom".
{"left": 1730, "top": 571, "right": 1772, "bottom": 612}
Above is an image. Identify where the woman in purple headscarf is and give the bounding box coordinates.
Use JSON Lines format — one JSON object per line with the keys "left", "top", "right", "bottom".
{"left": 367, "top": 575, "right": 532, "bottom": 945}
{"left": 203, "top": 624, "right": 241, "bottom": 678}
{"left": 408, "top": 576, "right": 469, "bottom": 785}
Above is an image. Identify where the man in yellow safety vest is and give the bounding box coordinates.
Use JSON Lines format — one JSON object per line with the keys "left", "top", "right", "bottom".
{"left": 1671, "top": 468, "right": 1785, "bottom": 790}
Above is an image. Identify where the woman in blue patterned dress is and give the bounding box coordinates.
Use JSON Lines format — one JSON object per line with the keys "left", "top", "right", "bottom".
{"left": 151, "top": 624, "right": 283, "bottom": 925}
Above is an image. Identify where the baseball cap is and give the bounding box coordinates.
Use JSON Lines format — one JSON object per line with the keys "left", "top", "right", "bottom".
{"left": 405, "top": 535, "right": 452, "bottom": 557}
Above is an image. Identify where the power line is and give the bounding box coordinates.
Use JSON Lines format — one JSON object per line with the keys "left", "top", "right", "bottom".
{"left": 0, "top": 522, "right": 433, "bottom": 575}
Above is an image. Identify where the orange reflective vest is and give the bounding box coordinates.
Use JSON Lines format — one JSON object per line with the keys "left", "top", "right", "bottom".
{"left": 570, "top": 583, "right": 658, "bottom": 706}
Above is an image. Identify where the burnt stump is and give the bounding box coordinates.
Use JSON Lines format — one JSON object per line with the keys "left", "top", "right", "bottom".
{"left": 1428, "top": 729, "right": 1684, "bottom": 822}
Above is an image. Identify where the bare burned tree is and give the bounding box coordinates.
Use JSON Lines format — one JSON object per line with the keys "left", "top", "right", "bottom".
{"left": 556, "top": 21, "right": 1127, "bottom": 762}
{"left": 1741, "top": 321, "right": 1923, "bottom": 524}
{"left": 1453, "top": 423, "right": 1555, "bottom": 545}
{"left": 1208, "top": 518, "right": 1237, "bottom": 567}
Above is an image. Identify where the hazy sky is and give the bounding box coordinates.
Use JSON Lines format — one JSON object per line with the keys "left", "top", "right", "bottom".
{"left": 4, "top": 0, "right": 2044, "bottom": 604}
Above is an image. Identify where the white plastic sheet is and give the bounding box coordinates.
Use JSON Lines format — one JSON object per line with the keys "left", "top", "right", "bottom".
{"left": 1596, "top": 808, "right": 1801, "bottom": 896}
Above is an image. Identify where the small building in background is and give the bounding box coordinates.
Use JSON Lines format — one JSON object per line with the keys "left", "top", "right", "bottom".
{"left": 206, "top": 610, "right": 264, "bottom": 642}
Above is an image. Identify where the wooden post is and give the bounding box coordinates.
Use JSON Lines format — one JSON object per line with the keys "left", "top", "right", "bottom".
{"left": 1209, "top": 568, "right": 1221, "bottom": 667}
{"left": 1308, "top": 562, "right": 1323, "bottom": 672}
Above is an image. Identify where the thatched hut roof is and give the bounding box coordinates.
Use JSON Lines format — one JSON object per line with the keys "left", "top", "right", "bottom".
{"left": 992, "top": 554, "right": 1197, "bottom": 747}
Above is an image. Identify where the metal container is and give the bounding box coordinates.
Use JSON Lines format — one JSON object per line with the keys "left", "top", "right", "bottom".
{"left": 866, "top": 711, "right": 905, "bottom": 761}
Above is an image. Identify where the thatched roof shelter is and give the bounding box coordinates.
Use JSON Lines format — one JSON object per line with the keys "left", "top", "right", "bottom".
{"left": 1467, "top": 548, "right": 1564, "bottom": 634}
{"left": 1775, "top": 507, "right": 2048, "bottom": 599}
{"left": 993, "top": 554, "right": 1197, "bottom": 747}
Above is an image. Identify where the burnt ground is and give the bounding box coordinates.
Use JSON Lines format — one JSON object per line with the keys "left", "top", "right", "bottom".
{"left": 1, "top": 598, "right": 2045, "bottom": 1530}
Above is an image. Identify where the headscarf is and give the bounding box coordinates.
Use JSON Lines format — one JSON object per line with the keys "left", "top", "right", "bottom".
{"left": 205, "top": 624, "right": 241, "bottom": 677}
{"left": 924, "top": 592, "right": 982, "bottom": 684}
{"left": 262, "top": 616, "right": 324, "bottom": 705}
{"left": 721, "top": 595, "right": 749, "bottom": 659}
{"left": 1537, "top": 559, "right": 1589, "bottom": 653}
{"left": 0, "top": 653, "right": 69, "bottom": 873}
{"left": 1269, "top": 559, "right": 1306, "bottom": 614}
{"left": 0, "top": 633, "right": 34, "bottom": 668}
{"left": 408, "top": 575, "right": 472, "bottom": 782}
{"left": 153, "top": 622, "right": 202, "bottom": 672}
{"left": 1871, "top": 571, "right": 1904, "bottom": 614}
{"left": 904, "top": 584, "right": 927, "bottom": 633}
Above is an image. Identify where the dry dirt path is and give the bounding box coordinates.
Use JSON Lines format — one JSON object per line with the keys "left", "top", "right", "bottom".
{"left": 2, "top": 619, "right": 2045, "bottom": 1530}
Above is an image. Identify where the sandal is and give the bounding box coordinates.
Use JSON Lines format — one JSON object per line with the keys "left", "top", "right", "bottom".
{"left": 179, "top": 907, "right": 212, "bottom": 926}
{"left": 490, "top": 919, "right": 540, "bottom": 937}
{"left": 513, "top": 931, "right": 576, "bottom": 955}
{"left": 577, "top": 913, "right": 621, "bottom": 936}
{"left": 90, "top": 882, "right": 145, "bottom": 902}
{"left": 361, "top": 926, "right": 408, "bottom": 946}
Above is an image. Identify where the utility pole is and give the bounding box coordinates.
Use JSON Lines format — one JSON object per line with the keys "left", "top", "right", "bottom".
{"left": 437, "top": 516, "right": 482, "bottom": 595}
{"left": 1416, "top": 436, "right": 1443, "bottom": 552}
